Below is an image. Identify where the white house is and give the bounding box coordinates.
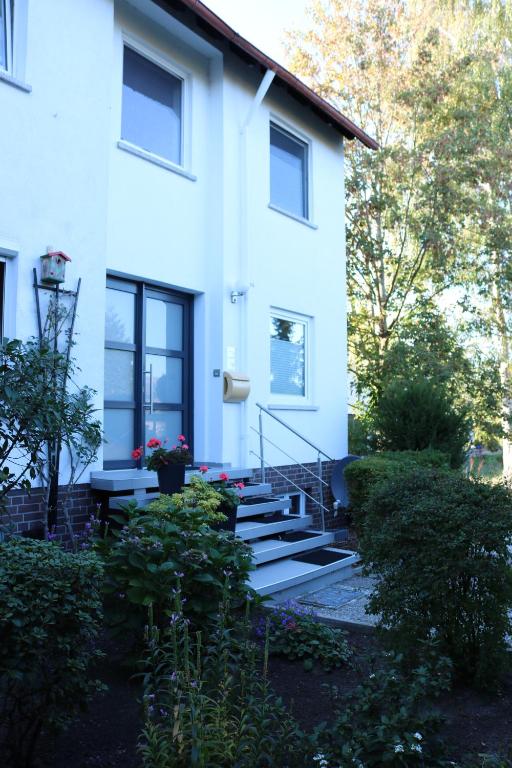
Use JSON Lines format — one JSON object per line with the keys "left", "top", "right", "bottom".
{"left": 1, "top": 0, "right": 376, "bottom": 596}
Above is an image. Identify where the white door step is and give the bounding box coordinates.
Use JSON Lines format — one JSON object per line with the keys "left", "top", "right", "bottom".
{"left": 236, "top": 514, "right": 313, "bottom": 541}
{"left": 91, "top": 466, "right": 253, "bottom": 492}
{"left": 237, "top": 497, "right": 291, "bottom": 519}
{"left": 251, "top": 531, "right": 335, "bottom": 565}
{"left": 249, "top": 548, "right": 359, "bottom": 600}
{"left": 238, "top": 482, "right": 273, "bottom": 498}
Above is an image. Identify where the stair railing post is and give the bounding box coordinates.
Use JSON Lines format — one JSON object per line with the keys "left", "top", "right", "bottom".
{"left": 259, "top": 409, "right": 266, "bottom": 483}
{"left": 317, "top": 451, "right": 325, "bottom": 531}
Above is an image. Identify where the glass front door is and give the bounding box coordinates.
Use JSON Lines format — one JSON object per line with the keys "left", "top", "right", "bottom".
{"left": 104, "top": 277, "right": 192, "bottom": 469}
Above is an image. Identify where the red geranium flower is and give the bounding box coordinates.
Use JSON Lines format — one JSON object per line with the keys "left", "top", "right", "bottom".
{"left": 177, "top": 434, "right": 186, "bottom": 442}
{"left": 219, "top": 472, "right": 229, "bottom": 482}
{"left": 199, "top": 465, "right": 209, "bottom": 473}
{"left": 147, "top": 438, "right": 162, "bottom": 449}
{"left": 131, "top": 446, "right": 143, "bottom": 460}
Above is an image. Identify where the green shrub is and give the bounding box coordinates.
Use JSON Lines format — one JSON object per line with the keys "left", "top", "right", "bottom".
{"left": 139, "top": 591, "right": 312, "bottom": 768}
{"left": 359, "top": 471, "right": 512, "bottom": 686}
{"left": 372, "top": 378, "right": 470, "bottom": 467}
{"left": 258, "top": 600, "right": 351, "bottom": 671}
{"left": 316, "top": 645, "right": 451, "bottom": 767}
{"left": 99, "top": 505, "right": 253, "bottom": 640}
{"left": 0, "top": 539, "right": 104, "bottom": 768}
{"left": 344, "top": 450, "right": 451, "bottom": 517}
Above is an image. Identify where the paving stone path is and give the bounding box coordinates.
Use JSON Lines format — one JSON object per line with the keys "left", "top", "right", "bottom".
{"left": 297, "top": 573, "right": 378, "bottom": 627}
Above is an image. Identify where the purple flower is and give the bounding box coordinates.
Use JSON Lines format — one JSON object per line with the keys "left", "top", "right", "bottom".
{"left": 175, "top": 571, "right": 184, "bottom": 579}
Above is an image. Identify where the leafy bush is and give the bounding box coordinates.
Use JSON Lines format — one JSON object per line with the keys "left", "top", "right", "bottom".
{"left": 359, "top": 471, "right": 512, "bottom": 686}
{"left": 344, "top": 449, "right": 449, "bottom": 517}
{"left": 372, "top": 378, "right": 470, "bottom": 467}
{"left": 99, "top": 504, "right": 253, "bottom": 639}
{"left": 0, "top": 539, "right": 104, "bottom": 768}
{"left": 316, "top": 646, "right": 451, "bottom": 767}
{"left": 147, "top": 478, "right": 227, "bottom": 526}
{"left": 139, "top": 590, "right": 312, "bottom": 767}
{"left": 258, "top": 600, "right": 351, "bottom": 671}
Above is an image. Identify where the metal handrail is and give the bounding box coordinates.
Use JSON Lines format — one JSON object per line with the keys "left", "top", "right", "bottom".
{"left": 255, "top": 403, "right": 333, "bottom": 461}
{"left": 249, "top": 450, "right": 328, "bottom": 531}
{"left": 254, "top": 403, "right": 334, "bottom": 531}
{"left": 250, "top": 426, "right": 328, "bottom": 487}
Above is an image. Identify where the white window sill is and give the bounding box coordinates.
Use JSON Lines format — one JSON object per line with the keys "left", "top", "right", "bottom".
{"left": 117, "top": 140, "right": 197, "bottom": 181}
{"left": 0, "top": 70, "right": 31, "bottom": 92}
{"left": 268, "top": 403, "right": 319, "bottom": 411}
{"left": 268, "top": 203, "right": 318, "bottom": 230}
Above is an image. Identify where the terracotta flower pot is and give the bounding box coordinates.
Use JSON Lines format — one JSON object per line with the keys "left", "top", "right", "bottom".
{"left": 157, "top": 463, "right": 186, "bottom": 495}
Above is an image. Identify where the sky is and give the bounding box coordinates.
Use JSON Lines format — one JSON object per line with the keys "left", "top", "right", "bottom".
{"left": 204, "top": 0, "right": 310, "bottom": 65}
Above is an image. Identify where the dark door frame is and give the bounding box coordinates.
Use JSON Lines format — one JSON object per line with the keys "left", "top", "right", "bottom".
{"left": 104, "top": 271, "right": 194, "bottom": 470}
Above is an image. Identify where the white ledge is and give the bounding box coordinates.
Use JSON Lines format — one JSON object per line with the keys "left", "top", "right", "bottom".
{"left": 267, "top": 404, "right": 319, "bottom": 411}
{"left": 0, "top": 70, "right": 31, "bottom": 92}
{"left": 268, "top": 204, "right": 318, "bottom": 230}
{"left": 117, "top": 140, "right": 197, "bottom": 181}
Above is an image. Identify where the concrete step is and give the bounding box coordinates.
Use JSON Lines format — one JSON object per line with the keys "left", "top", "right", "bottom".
{"left": 250, "top": 530, "right": 335, "bottom": 565}
{"left": 236, "top": 496, "right": 291, "bottom": 519}
{"left": 236, "top": 513, "right": 313, "bottom": 541}
{"left": 238, "top": 482, "right": 272, "bottom": 498}
{"left": 92, "top": 466, "right": 253, "bottom": 492}
{"left": 249, "top": 547, "right": 360, "bottom": 601}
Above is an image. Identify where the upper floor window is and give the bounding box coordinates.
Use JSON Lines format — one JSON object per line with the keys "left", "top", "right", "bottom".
{"left": 122, "top": 45, "right": 183, "bottom": 166}
{"left": 0, "top": 0, "right": 12, "bottom": 73}
{"left": 270, "top": 122, "right": 308, "bottom": 220}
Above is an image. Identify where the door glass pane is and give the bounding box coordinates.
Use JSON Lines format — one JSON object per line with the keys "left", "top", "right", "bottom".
{"left": 105, "top": 349, "right": 134, "bottom": 401}
{"left": 105, "top": 288, "right": 135, "bottom": 344}
{"left": 122, "top": 46, "right": 183, "bottom": 165}
{"left": 104, "top": 409, "right": 134, "bottom": 461}
{"left": 147, "top": 354, "right": 182, "bottom": 403}
{"left": 145, "top": 410, "right": 183, "bottom": 448}
{"left": 146, "top": 298, "right": 183, "bottom": 350}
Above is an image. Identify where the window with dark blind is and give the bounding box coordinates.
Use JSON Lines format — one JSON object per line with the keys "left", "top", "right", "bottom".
{"left": 122, "top": 46, "right": 183, "bottom": 165}
{"left": 270, "top": 123, "right": 308, "bottom": 219}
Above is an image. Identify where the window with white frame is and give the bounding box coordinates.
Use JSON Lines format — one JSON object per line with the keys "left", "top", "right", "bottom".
{"left": 121, "top": 45, "right": 184, "bottom": 166}
{"left": 270, "top": 310, "right": 310, "bottom": 399}
{"left": 0, "top": 0, "right": 13, "bottom": 73}
{"left": 270, "top": 122, "right": 309, "bottom": 219}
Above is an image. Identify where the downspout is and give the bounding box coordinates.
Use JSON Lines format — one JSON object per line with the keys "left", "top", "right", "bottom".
{"left": 238, "top": 68, "right": 275, "bottom": 467}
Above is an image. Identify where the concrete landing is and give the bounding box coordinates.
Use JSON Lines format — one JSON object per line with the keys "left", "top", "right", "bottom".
{"left": 297, "top": 573, "right": 378, "bottom": 627}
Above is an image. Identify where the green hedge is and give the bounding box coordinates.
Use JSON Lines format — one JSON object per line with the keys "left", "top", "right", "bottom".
{"left": 0, "top": 539, "right": 104, "bottom": 768}
{"left": 344, "top": 449, "right": 450, "bottom": 516}
{"left": 359, "top": 471, "right": 512, "bottom": 686}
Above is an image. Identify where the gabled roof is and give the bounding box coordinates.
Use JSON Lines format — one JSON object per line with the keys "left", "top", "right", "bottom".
{"left": 155, "top": 0, "right": 378, "bottom": 149}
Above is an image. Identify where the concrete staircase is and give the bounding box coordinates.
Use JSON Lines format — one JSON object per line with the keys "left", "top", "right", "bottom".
{"left": 95, "top": 466, "right": 358, "bottom": 603}
{"left": 236, "top": 475, "right": 358, "bottom": 601}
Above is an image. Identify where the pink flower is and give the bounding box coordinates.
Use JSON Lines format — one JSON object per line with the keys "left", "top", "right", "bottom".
{"left": 147, "top": 438, "right": 162, "bottom": 449}
{"left": 131, "top": 446, "right": 143, "bottom": 460}
{"left": 235, "top": 482, "right": 245, "bottom": 490}
{"left": 177, "top": 434, "right": 186, "bottom": 442}
{"left": 182, "top": 444, "right": 189, "bottom": 450}
{"left": 199, "top": 465, "right": 209, "bottom": 473}
{"left": 219, "top": 472, "right": 229, "bottom": 482}
{"left": 171, "top": 445, "right": 177, "bottom": 451}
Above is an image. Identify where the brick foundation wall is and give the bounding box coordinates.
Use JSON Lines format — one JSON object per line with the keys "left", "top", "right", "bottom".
{"left": 3, "top": 460, "right": 347, "bottom": 541}
{"left": 4, "top": 484, "right": 98, "bottom": 542}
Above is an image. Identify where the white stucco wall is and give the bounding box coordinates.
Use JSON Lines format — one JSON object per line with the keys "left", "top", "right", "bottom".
{"left": 1, "top": 0, "right": 349, "bottom": 480}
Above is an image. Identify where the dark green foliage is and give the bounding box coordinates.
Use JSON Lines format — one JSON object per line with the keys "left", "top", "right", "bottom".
{"left": 344, "top": 449, "right": 449, "bottom": 516}
{"left": 316, "top": 646, "right": 451, "bottom": 767}
{"left": 99, "top": 504, "right": 253, "bottom": 640}
{"left": 372, "top": 378, "right": 470, "bottom": 467}
{"left": 258, "top": 601, "right": 351, "bottom": 671}
{"left": 139, "top": 591, "right": 312, "bottom": 767}
{"left": 359, "top": 471, "right": 512, "bottom": 686}
{"left": 0, "top": 539, "right": 104, "bottom": 768}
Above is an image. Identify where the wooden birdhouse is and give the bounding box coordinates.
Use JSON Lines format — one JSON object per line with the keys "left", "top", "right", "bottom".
{"left": 40, "top": 251, "right": 71, "bottom": 285}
